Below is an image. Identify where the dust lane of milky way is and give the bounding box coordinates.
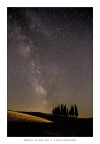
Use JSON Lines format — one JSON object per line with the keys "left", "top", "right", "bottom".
{"left": 8, "top": 8, "right": 93, "bottom": 118}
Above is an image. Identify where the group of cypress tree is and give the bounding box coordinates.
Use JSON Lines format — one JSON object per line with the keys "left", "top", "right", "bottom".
{"left": 52, "top": 104, "right": 78, "bottom": 118}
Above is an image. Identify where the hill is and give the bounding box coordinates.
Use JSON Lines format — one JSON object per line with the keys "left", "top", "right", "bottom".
{"left": 8, "top": 111, "right": 52, "bottom": 123}
{"left": 7, "top": 111, "right": 93, "bottom": 137}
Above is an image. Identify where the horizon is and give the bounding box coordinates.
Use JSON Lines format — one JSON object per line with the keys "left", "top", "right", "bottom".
{"left": 7, "top": 110, "right": 93, "bottom": 119}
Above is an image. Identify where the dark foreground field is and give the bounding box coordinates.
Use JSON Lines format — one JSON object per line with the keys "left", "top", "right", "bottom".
{"left": 7, "top": 111, "right": 93, "bottom": 137}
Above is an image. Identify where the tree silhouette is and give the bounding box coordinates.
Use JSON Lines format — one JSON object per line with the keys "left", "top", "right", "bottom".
{"left": 52, "top": 104, "right": 79, "bottom": 118}
{"left": 66, "top": 108, "right": 69, "bottom": 117}
{"left": 72, "top": 105, "right": 75, "bottom": 117}
{"left": 69, "top": 105, "right": 74, "bottom": 117}
{"left": 69, "top": 108, "right": 72, "bottom": 117}
{"left": 57, "top": 105, "right": 60, "bottom": 115}
{"left": 74, "top": 105, "right": 78, "bottom": 118}
{"left": 63, "top": 105, "right": 67, "bottom": 116}
{"left": 61, "top": 104, "right": 64, "bottom": 115}
{"left": 52, "top": 105, "right": 61, "bottom": 116}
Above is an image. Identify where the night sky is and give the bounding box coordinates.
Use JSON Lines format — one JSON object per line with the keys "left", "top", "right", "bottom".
{"left": 7, "top": 8, "right": 93, "bottom": 118}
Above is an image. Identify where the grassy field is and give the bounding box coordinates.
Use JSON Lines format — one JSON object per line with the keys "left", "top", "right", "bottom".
{"left": 8, "top": 111, "right": 52, "bottom": 123}
{"left": 7, "top": 110, "right": 93, "bottom": 137}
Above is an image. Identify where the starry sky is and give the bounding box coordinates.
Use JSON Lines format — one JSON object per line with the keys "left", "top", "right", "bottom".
{"left": 7, "top": 8, "right": 93, "bottom": 118}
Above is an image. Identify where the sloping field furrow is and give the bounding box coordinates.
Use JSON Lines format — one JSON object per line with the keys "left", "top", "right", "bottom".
{"left": 7, "top": 111, "right": 53, "bottom": 123}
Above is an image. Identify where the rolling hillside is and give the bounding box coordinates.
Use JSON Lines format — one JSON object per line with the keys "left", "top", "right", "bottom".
{"left": 8, "top": 111, "right": 53, "bottom": 123}
{"left": 7, "top": 110, "right": 93, "bottom": 137}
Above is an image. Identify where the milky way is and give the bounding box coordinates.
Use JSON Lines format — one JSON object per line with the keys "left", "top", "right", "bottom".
{"left": 7, "top": 8, "right": 93, "bottom": 117}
